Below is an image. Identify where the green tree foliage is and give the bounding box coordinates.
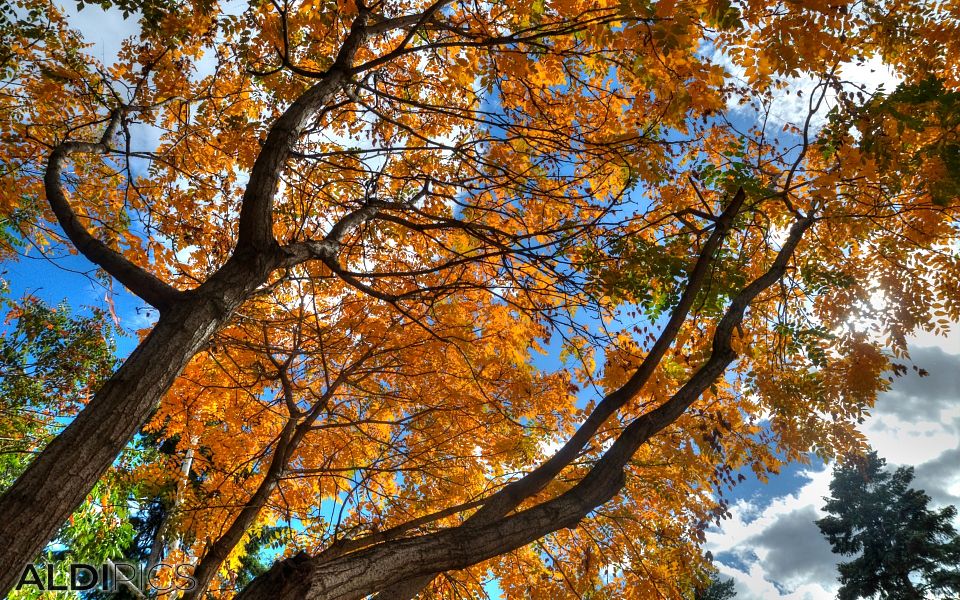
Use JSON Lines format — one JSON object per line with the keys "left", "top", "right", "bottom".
{"left": 817, "top": 452, "right": 960, "bottom": 600}
{"left": 694, "top": 573, "right": 737, "bottom": 600}
{"left": 0, "top": 295, "right": 117, "bottom": 487}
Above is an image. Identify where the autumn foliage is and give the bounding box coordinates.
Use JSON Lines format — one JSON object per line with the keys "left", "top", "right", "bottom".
{"left": 0, "top": 0, "right": 959, "bottom": 597}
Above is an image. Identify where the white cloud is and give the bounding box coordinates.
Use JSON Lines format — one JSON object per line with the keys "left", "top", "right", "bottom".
{"left": 713, "top": 49, "right": 902, "bottom": 131}
{"left": 909, "top": 328, "right": 960, "bottom": 355}
{"left": 718, "top": 562, "right": 834, "bottom": 600}
{"left": 705, "top": 467, "right": 839, "bottom": 599}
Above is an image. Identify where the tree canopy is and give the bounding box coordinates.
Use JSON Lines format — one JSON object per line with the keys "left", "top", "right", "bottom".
{"left": 1, "top": 0, "right": 959, "bottom": 597}
{"left": 817, "top": 452, "right": 960, "bottom": 600}
{"left": 695, "top": 574, "right": 737, "bottom": 600}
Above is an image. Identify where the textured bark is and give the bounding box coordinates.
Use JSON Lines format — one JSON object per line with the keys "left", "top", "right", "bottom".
{"left": 0, "top": 255, "right": 270, "bottom": 594}
{"left": 0, "top": 239, "right": 358, "bottom": 597}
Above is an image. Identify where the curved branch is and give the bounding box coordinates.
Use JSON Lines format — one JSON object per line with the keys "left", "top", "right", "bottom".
{"left": 235, "top": 6, "right": 370, "bottom": 253}
{"left": 43, "top": 111, "right": 180, "bottom": 311}
{"left": 182, "top": 346, "right": 376, "bottom": 600}
{"left": 466, "top": 187, "right": 747, "bottom": 527}
{"left": 365, "top": 188, "right": 749, "bottom": 600}
{"left": 236, "top": 208, "right": 815, "bottom": 600}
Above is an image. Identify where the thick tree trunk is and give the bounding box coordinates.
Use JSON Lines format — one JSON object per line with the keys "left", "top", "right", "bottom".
{"left": 0, "top": 253, "right": 274, "bottom": 596}
{"left": 0, "top": 10, "right": 368, "bottom": 596}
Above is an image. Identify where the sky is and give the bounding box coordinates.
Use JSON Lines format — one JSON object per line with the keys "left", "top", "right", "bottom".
{"left": 10, "top": 3, "right": 960, "bottom": 598}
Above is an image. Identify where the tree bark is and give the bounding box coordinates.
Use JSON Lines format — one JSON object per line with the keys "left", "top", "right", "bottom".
{"left": 0, "top": 9, "right": 372, "bottom": 595}
{"left": 0, "top": 253, "right": 276, "bottom": 595}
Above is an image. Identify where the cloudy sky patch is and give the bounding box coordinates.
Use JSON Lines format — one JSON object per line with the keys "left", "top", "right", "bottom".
{"left": 710, "top": 335, "right": 960, "bottom": 598}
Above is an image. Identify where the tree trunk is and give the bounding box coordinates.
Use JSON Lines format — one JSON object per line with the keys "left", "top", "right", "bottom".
{"left": 0, "top": 10, "right": 368, "bottom": 594}
{"left": 0, "top": 253, "right": 274, "bottom": 596}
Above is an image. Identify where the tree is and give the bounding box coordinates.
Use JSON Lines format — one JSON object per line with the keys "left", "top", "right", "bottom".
{"left": 695, "top": 574, "right": 737, "bottom": 600}
{"left": 817, "top": 452, "right": 960, "bottom": 600}
{"left": 0, "top": 295, "right": 149, "bottom": 599}
{"left": 0, "top": 295, "right": 117, "bottom": 488}
{"left": 0, "top": 0, "right": 959, "bottom": 597}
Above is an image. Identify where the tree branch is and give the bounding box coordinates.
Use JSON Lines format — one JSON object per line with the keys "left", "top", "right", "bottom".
{"left": 236, "top": 6, "right": 370, "bottom": 253}
{"left": 466, "top": 187, "right": 747, "bottom": 527}
{"left": 235, "top": 207, "right": 815, "bottom": 600}
{"left": 43, "top": 110, "right": 180, "bottom": 311}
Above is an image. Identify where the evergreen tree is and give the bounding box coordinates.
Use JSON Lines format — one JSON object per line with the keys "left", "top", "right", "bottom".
{"left": 817, "top": 452, "right": 960, "bottom": 599}
{"left": 695, "top": 573, "right": 737, "bottom": 600}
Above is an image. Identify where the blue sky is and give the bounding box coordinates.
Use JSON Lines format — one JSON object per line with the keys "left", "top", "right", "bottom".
{"left": 13, "top": 3, "right": 960, "bottom": 598}
{"left": 2, "top": 246, "right": 158, "bottom": 355}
